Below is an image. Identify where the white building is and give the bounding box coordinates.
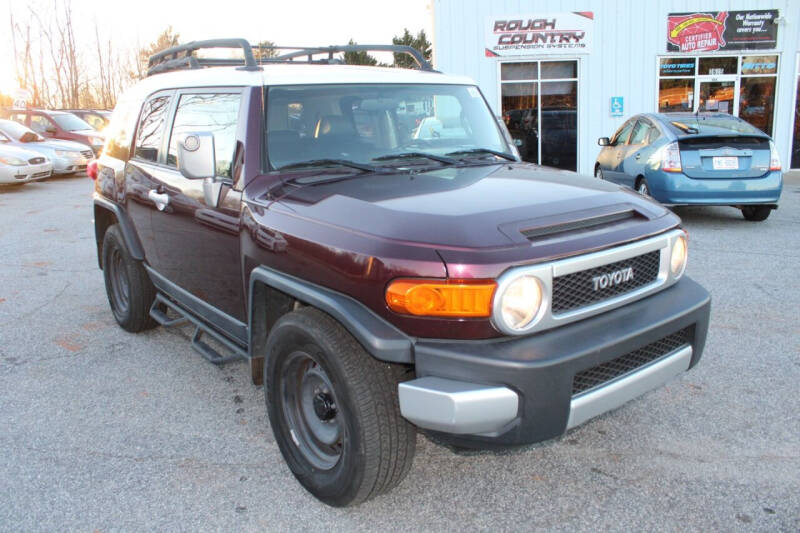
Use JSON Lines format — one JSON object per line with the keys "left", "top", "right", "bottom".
{"left": 433, "top": 0, "right": 800, "bottom": 174}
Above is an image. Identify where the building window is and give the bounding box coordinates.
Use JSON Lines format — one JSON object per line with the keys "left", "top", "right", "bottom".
{"left": 657, "top": 55, "right": 778, "bottom": 136}
{"left": 500, "top": 60, "right": 578, "bottom": 171}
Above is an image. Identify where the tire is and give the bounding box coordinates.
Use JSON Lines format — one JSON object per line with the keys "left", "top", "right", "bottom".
{"left": 102, "top": 224, "right": 157, "bottom": 332}
{"left": 594, "top": 166, "right": 604, "bottom": 180}
{"left": 636, "top": 178, "right": 650, "bottom": 197}
{"left": 265, "top": 307, "right": 416, "bottom": 507}
{"left": 741, "top": 205, "right": 772, "bottom": 222}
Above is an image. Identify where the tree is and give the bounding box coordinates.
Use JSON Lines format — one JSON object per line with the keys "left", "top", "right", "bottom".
{"left": 253, "top": 40, "right": 277, "bottom": 62}
{"left": 136, "top": 26, "right": 180, "bottom": 78}
{"left": 391, "top": 29, "right": 432, "bottom": 69}
{"left": 343, "top": 39, "right": 378, "bottom": 66}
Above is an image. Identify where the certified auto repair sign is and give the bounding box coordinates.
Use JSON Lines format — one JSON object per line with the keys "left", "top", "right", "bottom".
{"left": 667, "top": 10, "right": 778, "bottom": 52}
{"left": 486, "top": 12, "right": 593, "bottom": 57}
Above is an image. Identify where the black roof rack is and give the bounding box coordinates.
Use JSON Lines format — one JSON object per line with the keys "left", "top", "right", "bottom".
{"left": 147, "top": 38, "right": 435, "bottom": 76}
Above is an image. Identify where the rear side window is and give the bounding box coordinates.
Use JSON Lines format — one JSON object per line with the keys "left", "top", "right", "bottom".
{"left": 166, "top": 93, "right": 241, "bottom": 177}
{"left": 134, "top": 95, "right": 171, "bottom": 162}
{"left": 647, "top": 126, "right": 661, "bottom": 144}
{"left": 103, "top": 99, "right": 138, "bottom": 161}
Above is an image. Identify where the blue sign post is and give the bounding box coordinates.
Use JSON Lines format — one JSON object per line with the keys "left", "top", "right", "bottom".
{"left": 610, "top": 96, "right": 624, "bottom": 117}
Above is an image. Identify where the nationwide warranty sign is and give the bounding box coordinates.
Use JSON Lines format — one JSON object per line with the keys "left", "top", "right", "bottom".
{"left": 667, "top": 10, "right": 778, "bottom": 52}
{"left": 485, "top": 12, "right": 593, "bottom": 57}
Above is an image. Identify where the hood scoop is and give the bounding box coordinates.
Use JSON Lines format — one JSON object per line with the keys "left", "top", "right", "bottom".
{"left": 500, "top": 204, "right": 652, "bottom": 245}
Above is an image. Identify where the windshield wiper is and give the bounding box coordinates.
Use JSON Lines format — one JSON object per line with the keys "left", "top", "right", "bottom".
{"left": 277, "top": 159, "right": 385, "bottom": 173}
{"left": 372, "top": 152, "right": 458, "bottom": 166}
{"left": 446, "top": 148, "right": 516, "bottom": 161}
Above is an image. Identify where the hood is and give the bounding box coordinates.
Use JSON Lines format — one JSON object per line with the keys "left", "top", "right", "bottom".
{"left": 0, "top": 143, "right": 46, "bottom": 162}
{"left": 254, "top": 163, "right": 675, "bottom": 250}
{"left": 74, "top": 130, "right": 104, "bottom": 139}
{"left": 29, "top": 138, "right": 93, "bottom": 152}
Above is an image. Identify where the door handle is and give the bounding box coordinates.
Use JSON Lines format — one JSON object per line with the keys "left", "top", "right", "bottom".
{"left": 148, "top": 189, "right": 169, "bottom": 211}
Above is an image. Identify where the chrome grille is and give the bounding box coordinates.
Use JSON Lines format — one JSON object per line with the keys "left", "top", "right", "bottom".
{"left": 552, "top": 250, "right": 661, "bottom": 314}
{"left": 32, "top": 171, "right": 51, "bottom": 179}
{"left": 28, "top": 157, "right": 45, "bottom": 164}
{"left": 572, "top": 328, "right": 690, "bottom": 396}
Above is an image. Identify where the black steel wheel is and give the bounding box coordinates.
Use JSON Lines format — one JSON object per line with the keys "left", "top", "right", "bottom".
{"left": 265, "top": 307, "right": 416, "bottom": 507}
{"left": 102, "top": 224, "right": 157, "bottom": 332}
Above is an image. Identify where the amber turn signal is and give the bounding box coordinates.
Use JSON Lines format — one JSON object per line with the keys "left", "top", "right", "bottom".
{"left": 386, "top": 279, "right": 497, "bottom": 317}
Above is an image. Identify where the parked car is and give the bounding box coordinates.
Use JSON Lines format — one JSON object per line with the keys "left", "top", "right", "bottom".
{"left": 59, "top": 109, "right": 112, "bottom": 131}
{"left": 3, "top": 108, "right": 105, "bottom": 155}
{"left": 0, "top": 142, "right": 52, "bottom": 184}
{"left": 595, "top": 112, "right": 782, "bottom": 221}
{"left": 0, "top": 119, "right": 94, "bottom": 175}
{"left": 93, "top": 38, "right": 710, "bottom": 507}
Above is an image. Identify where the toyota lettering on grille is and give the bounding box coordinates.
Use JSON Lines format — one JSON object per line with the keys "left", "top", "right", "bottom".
{"left": 592, "top": 266, "right": 634, "bottom": 291}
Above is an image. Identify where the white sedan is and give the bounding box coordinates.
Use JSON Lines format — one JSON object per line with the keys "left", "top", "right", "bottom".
{"left": 0, "top": 143, "right": 53, "bottom": 185}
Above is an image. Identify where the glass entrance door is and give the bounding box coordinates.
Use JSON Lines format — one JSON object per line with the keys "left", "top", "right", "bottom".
{"left": 500, "top": 60, "right": 578, "bottom": 171}
{"left": 697, "top": 78, "right": 737, "bottom": 114}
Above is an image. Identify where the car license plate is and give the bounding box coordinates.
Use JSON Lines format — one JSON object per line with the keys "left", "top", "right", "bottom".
{"left": 712, "top": 156, "right": 738, "bottom": 170}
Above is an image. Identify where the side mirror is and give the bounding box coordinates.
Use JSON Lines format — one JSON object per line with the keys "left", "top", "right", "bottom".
{"left": 45, "top": 126, "right": 57, "bottom": 134}
{"left": 598, "top": 137, "right": 611, "bottom": 146}
{"left": 177, "top": 132, "right": 222, "bottom": 208}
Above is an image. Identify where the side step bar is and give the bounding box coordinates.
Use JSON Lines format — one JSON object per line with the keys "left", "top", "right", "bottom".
{"left": 149, "top": 293, "right": 249, "bottom": 365}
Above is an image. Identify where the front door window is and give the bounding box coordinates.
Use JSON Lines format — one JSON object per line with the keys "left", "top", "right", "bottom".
{"left": 500, "top": 60, "right": 578, "bottom": 171}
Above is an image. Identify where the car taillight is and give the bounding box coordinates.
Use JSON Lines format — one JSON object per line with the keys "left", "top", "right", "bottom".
{"left": 661, "top": 142, "right": 682, "bottom": 173}
{"left": 769, "top": 141, "right": 781, "bottom": 171}
{"left": 87, "top": 160, "right": 98, "bottom": 180}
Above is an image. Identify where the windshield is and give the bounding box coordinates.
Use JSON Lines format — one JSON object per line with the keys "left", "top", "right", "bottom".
{"left": 0, "top": 120, "right": 43, "bottom": 141}
{"left": 51, "top": 113, "right": 93, "bottom": 132}
{"left": 266, "top": 84, "right": 510, "bottom": 170}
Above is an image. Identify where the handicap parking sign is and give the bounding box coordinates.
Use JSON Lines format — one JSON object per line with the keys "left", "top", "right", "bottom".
{"left": 610, "top": 96, "right": 624, "bottom": 117}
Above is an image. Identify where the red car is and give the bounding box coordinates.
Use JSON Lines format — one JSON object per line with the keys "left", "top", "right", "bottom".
{"left": 4, "top": 109, "right": 105, "bottom": 155}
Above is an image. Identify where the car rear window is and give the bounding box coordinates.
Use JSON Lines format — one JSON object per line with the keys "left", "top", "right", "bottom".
{"left": 665, "top": 116, "right": 763, "bottom": 136}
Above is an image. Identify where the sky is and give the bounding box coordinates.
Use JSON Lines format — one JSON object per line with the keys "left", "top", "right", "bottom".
{"left": 0, "top": 0, "right": 434, "bottom": 94}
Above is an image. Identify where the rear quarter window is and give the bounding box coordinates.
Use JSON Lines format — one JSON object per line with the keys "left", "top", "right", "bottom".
{"left": 134, "top": 94, "right": 172, "bottom": 162}
{"left": 103, "top": 99, "right": 139, "bottom": 161}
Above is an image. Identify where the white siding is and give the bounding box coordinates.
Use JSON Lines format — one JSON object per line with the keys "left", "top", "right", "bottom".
{"left": 434, "top": 0, "right": 800, "bottom": 173}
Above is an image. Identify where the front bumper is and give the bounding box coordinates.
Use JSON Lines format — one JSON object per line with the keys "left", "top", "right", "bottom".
{"left": 52, "top": 155, "right": 91, "bottom": 174}
{"left": 650, "top": 170, "right": 782, "bottom": 205}
{"left": 399, "top": 277, "right": 710, "bottom": 448}
{"left": 0, "top": 163, "right": 53, "bottom": 183}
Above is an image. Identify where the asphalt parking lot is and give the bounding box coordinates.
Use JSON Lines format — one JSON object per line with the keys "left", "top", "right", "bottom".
{"left": 1, "top": 173, "right": 799, "bottom": 532}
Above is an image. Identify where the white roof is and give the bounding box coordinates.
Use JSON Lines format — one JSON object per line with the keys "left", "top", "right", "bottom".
{"left": 126, "top": 64, "right": 477, "bottom": 99}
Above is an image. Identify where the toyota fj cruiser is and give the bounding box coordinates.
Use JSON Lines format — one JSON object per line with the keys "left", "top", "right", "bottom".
{"left": 92, "top": 39, "right": 711, "bottom": 507}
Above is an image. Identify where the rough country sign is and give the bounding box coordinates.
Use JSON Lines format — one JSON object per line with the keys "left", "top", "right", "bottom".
{"left": 486, "top": 12, "right": 593, "bottom": 57}
{"left": 667, "top": 10, "right": 779, "bottom": 52}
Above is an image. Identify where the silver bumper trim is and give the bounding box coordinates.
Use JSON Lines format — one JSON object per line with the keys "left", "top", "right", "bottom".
{"left": 398, "top": 377, "right": 519, "bottom": 435}
{"left": 567, "top": 345, "right": 693, "bottom": 429}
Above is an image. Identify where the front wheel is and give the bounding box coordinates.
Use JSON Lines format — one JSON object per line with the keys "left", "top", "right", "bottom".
{"left": 741, "top": 205, "right": 772, "bottom": 221}
{"left": 594, "top": 166, "right": 604, "bottom": 180}
{"left": 265, "top": 308, "right": 416, "bottom": 507}
{"left": 636, "top": 178, "right": 651, "bottom": 197}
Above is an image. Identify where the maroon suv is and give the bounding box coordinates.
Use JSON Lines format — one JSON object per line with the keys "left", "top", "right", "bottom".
{"left": 5, "top": 108, "right": 105, "bottom": 155}
{"left": 92, "top": 39, "right": 710, "bottom": 507}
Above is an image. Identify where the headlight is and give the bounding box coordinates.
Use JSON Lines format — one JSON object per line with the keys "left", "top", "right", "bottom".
{"left": 54, "top": 150, "right": 77, "bottom": 157}
{"left": 0, "top": 156, "right": 26, "bottom": 166}
{"left": 89, "top": 137, "right": 104, "bottom": 146}
{"left": 495, "top": 275, "right": 543, "bottom": 332}
{"left": 670, "top": 234, "right": 688, "bottom": 278}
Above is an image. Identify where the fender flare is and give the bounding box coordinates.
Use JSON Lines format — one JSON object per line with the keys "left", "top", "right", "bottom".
{"left": 93, "top": 194, "right": 145, "bottom": 262}
{"left": 248, "top": 266, "right": 414, "bottom": 364}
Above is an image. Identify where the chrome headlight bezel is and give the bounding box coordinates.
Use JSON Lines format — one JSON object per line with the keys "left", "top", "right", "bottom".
{"left": 670, "top": 232, "right": 688, "bottom": 279}
{"left": 491, "top": 271, "right": 550, "bottom": 335}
